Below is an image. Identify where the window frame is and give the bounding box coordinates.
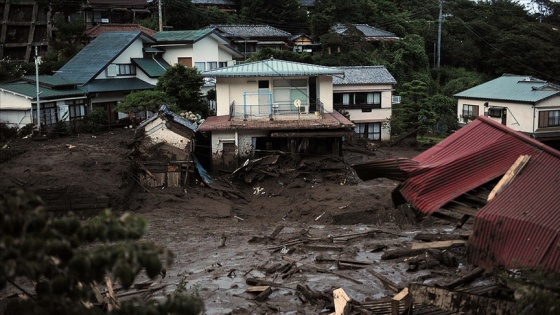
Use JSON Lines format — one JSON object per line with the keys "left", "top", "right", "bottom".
{"left": 539, "top": 110, "right": 560, "bottom": 128}
{"left": 333, "top": 91, "right": 382, "bottom": 109}
{"left": 355, "top": 122, "right": 381, "bottom": 141}
{"left": 116, "top": 64, "right": 136, "bottom": 76}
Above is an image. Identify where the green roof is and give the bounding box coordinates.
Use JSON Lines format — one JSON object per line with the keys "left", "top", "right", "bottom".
{"left": 82, "top": 78, "right": 155, "bottom": 93}
{"left": 0, "top": 81, "right": 85, "bottom": 100}
{"left": 132, "top": 57, "right": 170, "bottom": 77}
{"left": 454, "top": 75, "right": 560, "bottom": 103}
{"left": 202, "top": 59, "right": 344, "bottom": 77}
{"left": 55, "top": 31, "right": 155, "bottom": 85}
{"left": 153, "top": 29, "right": 215, "bottom": 43}
{"left": 23, "top": 75, "right": 76, "bottom": 87}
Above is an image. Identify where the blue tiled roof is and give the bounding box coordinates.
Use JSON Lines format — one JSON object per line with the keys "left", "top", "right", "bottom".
{"left": 82, "top": 78, "right": 155, "bottom": 93}
{"left": 132, "top": 57, "right": 170, "bottom": 78}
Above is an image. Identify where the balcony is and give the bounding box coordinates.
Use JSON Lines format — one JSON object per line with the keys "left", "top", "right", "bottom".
{"left": 229, "top": 91, "right": 325, "bottom": 121}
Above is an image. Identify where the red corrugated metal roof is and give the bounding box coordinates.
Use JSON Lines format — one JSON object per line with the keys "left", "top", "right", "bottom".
{"left": 354, "top": 116, "right": 560, "bottom": 271}
{"left": 84, "top": 24, "right": 156, "bottom": 38}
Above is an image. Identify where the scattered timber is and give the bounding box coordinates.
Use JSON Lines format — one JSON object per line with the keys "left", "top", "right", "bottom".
{"left": 442, "top": 267, "right": 485, "bottom": 289}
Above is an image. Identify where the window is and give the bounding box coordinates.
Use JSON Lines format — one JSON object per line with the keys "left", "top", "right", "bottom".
{"left": 68, "top": 100, "right": 86, "bottom": 119}
{"left": 117, "top": 64, "right": 135, "bottom": 76}
{"left": 35, "top": 102, "right": 58, "bottom": 126}
{"left": 219, "top": 62, "right": 228, "bottom": 68}
{"left": 207, "top": 62, "right": 218, "bottom": 70}
{"left": 273, "top": 79, "right": 308, "bottom": 111}
{"left": 194, "top": 62, "right": 205, "bottom": 71}
{"left": 355, "top": 123, "right": 381, "bottom": 141}
{"left": 487, "top": 107, "right": 502, "bottom": 118}
{"left": 462, "top": 104, "right": 479, "bottom": 117}
{"left": 539, "top": 110, "right": 560, "bottom": 128}
{"left": 333, "top": 92, "right": 381, "bottom": 109}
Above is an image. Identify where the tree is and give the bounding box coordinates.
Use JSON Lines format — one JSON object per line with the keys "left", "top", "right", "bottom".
{"left": 156, "top": 64, "right": 208, "bottom": 117}
{"left": 239, "top": 0, "right": 309, "bottom": 34}
{"left": 0, "top": 191, "right": 204, "bottom": 314}
{"left": 115, "top": 90, "right": 176, "bottom": 114}
{"left": 390, "top": 80, "right": 435, "bottom": 136}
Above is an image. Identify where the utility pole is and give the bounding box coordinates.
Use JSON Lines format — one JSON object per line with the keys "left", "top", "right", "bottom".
{"left": 437, "top": 0, "right": 443, "bottom": 68}
{"left": 35, "top": 46, "right": 41, "bottom": 134}
{"left": 158, "top": 0, "right": 163, "bottom": 31}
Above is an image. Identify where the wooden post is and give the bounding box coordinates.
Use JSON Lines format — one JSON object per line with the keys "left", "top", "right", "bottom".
{"left": 488, "top": 155, "right": 530, "bottom": 201}
{"left": 391, "top": 287, "right": 410, "bottom": 315}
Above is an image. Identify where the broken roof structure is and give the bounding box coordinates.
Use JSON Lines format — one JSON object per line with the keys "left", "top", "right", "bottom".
{"left": 353, "top": 116, "right": 560, "bottom": 272}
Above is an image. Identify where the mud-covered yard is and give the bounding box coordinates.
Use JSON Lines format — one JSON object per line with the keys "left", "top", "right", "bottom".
{"left": 1, "top": 128, "right": 495, "bottom": 314}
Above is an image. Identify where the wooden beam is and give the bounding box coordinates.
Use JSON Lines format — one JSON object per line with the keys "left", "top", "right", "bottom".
{"left": 488, "top": 155, "right": 530, "bottom": 201}
{"left": 410, "top": 240, "right": 466, "bottom": 250}
{"left": 391, "top": 287, "right": 410, "bottom": 315}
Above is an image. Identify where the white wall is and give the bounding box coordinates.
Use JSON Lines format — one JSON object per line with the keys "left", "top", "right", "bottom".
{"left": 210, "top": 129, "right": 268, "bottom": 166}
{"left": 160, "top": 45, "right": 194, "bottom": 66}
{"left": 144, "top": 117, "right": 191, "bottom": 151}
{"left": 214, "top": 76, "right": 337, "bottom": 116}
{"left": 0, "top": 90, "right": 33, "bottom": 127}
{"left": 457, "top": 98, "right": 538, "bottom": 133}
{"left": 95, "top": 39, "right": 146, "bottom": 80}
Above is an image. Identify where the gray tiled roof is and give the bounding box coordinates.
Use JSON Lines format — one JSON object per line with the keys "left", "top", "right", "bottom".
{"left": 132, "top": 57, "right": 170, "bottom": 77}
{"left": 22, "top": 75, "right": 76, "bottom": 87}
{"left": 333, "top": 66, "right": 396, "bottom": 85}
{"left": 205, "top": 24, "right": 291, "bottom": 38}
{"left": 55, "top": 31, "right": 155, "bottom": 84}
{"left": 333, "top": 24, "right": 397, "bottom": 38}
{"left": 454, "top": 74, "right": 560, "bottom": 103}
{"left": 202, "top": 58, "right": 343, "bottom": 77}
{"left": 138, "top": 104, "right": 197, "bottom": 132}
{"left": 152, "top": 29, "right": 215, "bottom": 43}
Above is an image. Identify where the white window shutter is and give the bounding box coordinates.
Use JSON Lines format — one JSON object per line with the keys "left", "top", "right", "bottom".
{"left": 106, "top": 64, "right": 117, "bottom": 77}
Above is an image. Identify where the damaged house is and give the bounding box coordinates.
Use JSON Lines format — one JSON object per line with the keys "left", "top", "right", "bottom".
{"left": 353, "top": 116, "right": 560, "bottom": 272}
{"left": 135, "top": 104, "right": 198, "bottom": 187}
{"left": 197, "top": 58, "right": 355, "bottom": 172}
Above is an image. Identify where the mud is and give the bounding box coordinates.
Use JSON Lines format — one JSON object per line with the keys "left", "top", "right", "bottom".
{"left": 0, "top": 128, "right": 475, "bottom": 314}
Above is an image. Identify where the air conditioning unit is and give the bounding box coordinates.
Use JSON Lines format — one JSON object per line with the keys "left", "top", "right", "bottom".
{"left": 299, "top": 104, "right": 309, "bottom": 114}
{"left": 392, "top": 95, "right": 401, "bottom": 104}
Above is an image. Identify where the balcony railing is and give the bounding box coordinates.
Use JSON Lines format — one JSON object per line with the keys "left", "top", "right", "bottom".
{"left": 227, "top": 90, "right": 319, "bottom": 121}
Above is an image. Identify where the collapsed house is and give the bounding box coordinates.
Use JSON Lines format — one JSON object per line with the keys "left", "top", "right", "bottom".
{"left": 135, "top": 104, "right": 198, "bottom": 187}
{"left": 353, "top": 116, "right": 560, "bottom": 272}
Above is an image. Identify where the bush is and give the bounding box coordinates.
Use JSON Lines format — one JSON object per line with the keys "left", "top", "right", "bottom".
{"left": 80, "top": 108, "right": 108, "bottom": 133}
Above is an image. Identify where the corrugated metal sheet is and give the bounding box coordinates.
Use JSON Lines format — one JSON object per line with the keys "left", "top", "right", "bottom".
{"left": 469, "top": 148, "right": 560, "bottom": 272}
{"left": 202, "top": 59, "right": 344, "bottom": 77}
{"left": 354, "top": 116, "right": 560, "bottom": 271}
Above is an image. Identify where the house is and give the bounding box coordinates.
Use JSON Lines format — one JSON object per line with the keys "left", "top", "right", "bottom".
{"left": 84, "top": 23, "right": 157, "bottom": 42}
{"left": 454, "top": 74, "right": 560, "bottom": 144}
{"left": 197, "top": 58, "right": 355, "bottom": 172}
{"left": 332, "top": 66, "right": 396, "bottom": 141}
{"left": 290, "top": 34, "right": 321, "bottom": 54}
{"left": 352, "top": 116, "right": 560, "bottom": 272}
{"left": 54, "top": 31, "right": 159, "bottom": 124}
{"left": 0, "top": 76, "right": 86, "bottom": 129}
{"left": 135, "top": 104, "right": 198, "bottom": 187}
{"left": 332, "top": 23, "right": 400, "bottom": 42}
{"left": 81, "top": 0, "right": 154, "bottom": 28}
{"left": 151, "top": 29, "right": 242, "bottom": 71}
{"left": 204, "top": 25, "right": 292, "bottom": 61}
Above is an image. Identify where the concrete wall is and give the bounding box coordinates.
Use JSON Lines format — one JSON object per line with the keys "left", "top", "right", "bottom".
{"left": 210, "top": 129, "right": 268, "bottom": 171}
{"left": 0, "top": 89, "right": 32, "bottom": 128}
{"left": 161, "top": 45, "right": 194, "bottom": 66}
{"left": 143, "top": 117, "right": 192, "bottom": 152}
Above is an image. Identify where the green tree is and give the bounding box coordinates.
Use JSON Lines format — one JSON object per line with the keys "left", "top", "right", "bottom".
{"left": 390, "top": 80, "right": 434, "bottom": 136}
{"left": 157, "top": 64, "right": 207, "bottom": 116}
{"left": 239, "top": 0, "right": 309, "bottom": 34}
{"left": 0, "top": 191, "right": 204, "bottom": 314}
{"left": 115, "top": 90, "right": 176, "bottom": 114}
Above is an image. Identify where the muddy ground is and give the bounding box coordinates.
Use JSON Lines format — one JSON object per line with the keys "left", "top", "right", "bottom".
{"left": 0, "top": 128, "right": 485, "bottom": 314}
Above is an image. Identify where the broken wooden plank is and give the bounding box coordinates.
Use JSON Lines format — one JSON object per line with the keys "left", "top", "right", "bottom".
{"left": 391, "top": 287, "right": 410, "bottom": 315}
{"left": 303, "top": 244, "right": 344, "bottom": 251}
{"left": 410, "top": 240, "right": 466, "bottom": 250}
{"left": 268, "top": 225, "right": 285, "bottom": 239}
{"left": 442, "top": 267, "right": 485, "bottom": 289}
{"left": 246, "top": 286, "right": 272, "bottom": 302}
{"left": 413, "top": 233, "right": 470, "bottom": 242}
{"left": 488, "top": 155, "right": 530, "bottom": 201}
{"left": 333, "top": 288, "right": 352, "bottom": 315}
{"left": 366, "top": 269, "right": 401, "bottom": 293}
{"left": 282, "top": 256, "right": 362, "bottom": 284}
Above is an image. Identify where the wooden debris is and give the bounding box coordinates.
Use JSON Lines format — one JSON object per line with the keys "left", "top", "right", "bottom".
{"left": 382, "top": 248, "right": 426, "bottom": 260}
{"left": 333, "top": 288, "right": 352, "bottom": 315}
{"left": 410, "top": 240, "right": 466, "bottom": 250}
{"left": 337, "top": 259, "right": 372, "bottom": 270}
{"left": 442, "top": 267, "right": 485, "bottom": 289}
{"left": 410, "top": 283, "right": 517, "bottom": 314}
{"left": 488, "top": 155, "right": 530, "bottom": 201}
{"left": 282, "top": 256, "right": 362, "bottom": 284}
{"left": 268, "top": 225, "right": 285, "bottom": 239}
{"left": 246, "top": 286, "right": 272, "bottom": 302}
{"left": 303, "top": 244, "right": 344, "bottom": 251}
{"left": 296, "top": 284, "right": 331, "bottom": 305}
{"left": 413, "top": 233, "right": 470, "bottom": 242}
{"left": 391, "top": 287, "right": 411, "bottom": 315}
{"left": 366, "top": 269, "right": 402, "bottom": 293}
